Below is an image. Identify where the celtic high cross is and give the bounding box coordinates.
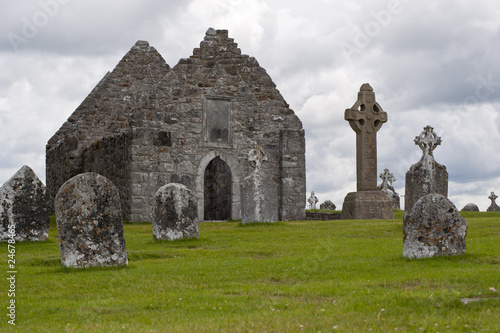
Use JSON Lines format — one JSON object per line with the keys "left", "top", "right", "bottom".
{"left": 344, "top": 83, "right": 388, "bottom": 191}
{"left": 414, "top": 125, "right": 442, "bottom": 160}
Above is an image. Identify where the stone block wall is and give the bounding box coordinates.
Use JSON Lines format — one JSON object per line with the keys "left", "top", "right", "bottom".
{"left": 82, "top": 132, "right": 133, "bottom": 218}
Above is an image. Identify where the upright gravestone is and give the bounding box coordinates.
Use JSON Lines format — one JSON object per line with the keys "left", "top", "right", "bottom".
{"left": 486, "top": 192, "right": 500, "bottom": 212}
{"left": 242, "top": 147, "right": 278, "bottom": 223}
{"left": 320, "top": 200, "right": 336, "bottom": 211}
{"left": 403, "top": 193, "right": 467, "bottom": 259}
{"left": 0, "top": 165, "right": 49, "bottom": 241}
{"left": 377, "top": 168, "right": 400, "bottom": 209}
{"left": 153, "top": 183, "right": 199, "bottom": 240}
{"left": 461, "top": 203, "right": 479, "bottom": 212}
{"left": 55, "top": 173, "right": 128, "bottom": 268}
{"left": 404, "top": 125, "right": 448, "bottom": 216}
{"left": 340, "top": 84, "right": 393, "bottom": 219}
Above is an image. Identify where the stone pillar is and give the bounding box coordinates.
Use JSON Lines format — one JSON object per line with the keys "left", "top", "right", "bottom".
{"left": 404, "top": 125, "right": 448, "bottom": 216}
{"left": 340, "top": 84, "right": 393, "bottom": 220}
{"left": 242, "top": 147, "right": 279, "bottom": 223}
{"left": 279, "top": 129, "right": 306, "bottom": 221}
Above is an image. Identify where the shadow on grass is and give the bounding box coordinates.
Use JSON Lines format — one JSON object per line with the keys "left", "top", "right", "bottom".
{"left": 236, "top": 222, "right": 286, "bottom": 228}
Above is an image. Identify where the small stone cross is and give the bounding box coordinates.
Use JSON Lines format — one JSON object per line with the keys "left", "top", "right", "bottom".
{"left": 489, "top": 191, "right": 498, "bottom": 205}
{"left": 345, "top": 83, "right": 388, "bottom": 191}
{"left": 379, "top": 168, "right": 396, "bottom": 191}
{"left": 308, "top": 191, "right": 318, "bottom": 209}
{"left": 414, "top": 125, "right": 442, "bottom": 159}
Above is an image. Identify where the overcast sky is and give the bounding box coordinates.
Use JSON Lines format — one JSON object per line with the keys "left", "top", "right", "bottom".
{"left": 1, "top": 0, "right": 500, "bottom": 211}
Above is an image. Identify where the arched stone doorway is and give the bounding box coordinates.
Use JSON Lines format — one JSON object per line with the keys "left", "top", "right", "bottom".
{"left": 204, "top": 156, "right": 232, "bottom": 220}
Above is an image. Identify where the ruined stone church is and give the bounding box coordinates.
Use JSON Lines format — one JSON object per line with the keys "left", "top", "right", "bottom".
{"left": 46, "top": 28, "right": 306, "bottom": 223}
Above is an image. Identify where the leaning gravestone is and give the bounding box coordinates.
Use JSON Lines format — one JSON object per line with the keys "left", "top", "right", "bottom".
{"left": 153, "top": 183, "right": 198, "bottom": 241}
{"left": 461, "top": 203, "right": 479, "bottom": 212}
{"left": 403, "top": 193, "right": 467, "bottom": 259}
{"left": 55, "top": 173, "right": 128, "bottom": 268}
{"left": 486, "top": 192, "right": 500, "bottom": 212}
{"left": 0, "top": 165, "right": 49, "bottom": 241}
{"left": 405, "top": 125, "right": 448, "bottom": 216}
{"left": 340, "top": 83, "right": 393, "bottom": 219}
{"left": 377, "top": 168, "right": 400, "bottom": 209}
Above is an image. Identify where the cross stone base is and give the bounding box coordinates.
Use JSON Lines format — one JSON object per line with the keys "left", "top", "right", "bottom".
{"left": 340, "top": 191, "right": 394, "bottom": 220}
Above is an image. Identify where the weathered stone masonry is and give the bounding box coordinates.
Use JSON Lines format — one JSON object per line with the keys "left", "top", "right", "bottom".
{"left": 46, "top": 28, "right": 306, "bottom": 222}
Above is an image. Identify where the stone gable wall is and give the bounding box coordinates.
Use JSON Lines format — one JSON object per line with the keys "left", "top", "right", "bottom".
{"left": 46, "top": 29, "right": 306, "bottom": 222}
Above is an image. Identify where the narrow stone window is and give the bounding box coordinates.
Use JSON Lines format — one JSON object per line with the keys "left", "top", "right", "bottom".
{"left": 203, "top": 96, "right": 232, "bottom": 146}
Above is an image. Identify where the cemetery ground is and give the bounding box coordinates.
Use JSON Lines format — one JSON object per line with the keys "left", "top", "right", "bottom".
{"left": 1, "top": 211, "right": 499, "bottom": 332}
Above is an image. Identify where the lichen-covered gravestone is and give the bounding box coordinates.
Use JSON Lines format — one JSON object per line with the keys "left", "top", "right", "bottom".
{"left": 55, "top": 173, "right": 128, "bottom": 268}
{"left": 461, "top": 203, "right": 479, "bottom": 212}
{"left": 403, "top": 193, "right": 467, "bottom": 259}
{"left": 0, "top": 165, "right": 49, "bottom": 241}
{"left": 320, "top": 200, "right": 336, "bottom": 211}
{"left": 486, "top": 192, "right": 500, "bottom": 212}
{"left": 340, "top": 84, "right": 393, "bottom": 220}
{"left": 405, "top": 125, "right": 448, "bottom": 216}
{"left": 152, "top": 183, "right": 199, "bottom": 240}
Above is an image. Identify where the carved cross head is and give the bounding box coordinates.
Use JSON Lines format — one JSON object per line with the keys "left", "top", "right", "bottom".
{"left": 344, "top": 83, "right": 388, "bottom": 134}
{"left": 489, "top": 191, "right": 498, "bottom": 203}
{"left": 379, "top": 168, "right": 396, "bottom": 190}
{"left": 414, "top": 125, "right": 441, "bottom": 157}
{"left": 247, "top": 147, "right": 267, "bottom": 168}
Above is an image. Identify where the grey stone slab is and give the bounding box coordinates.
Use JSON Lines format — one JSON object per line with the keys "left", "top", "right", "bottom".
{"left": 403, "top": 193, "right": 467, "bottom": 259}
{"left": 0, "top": 165, "right": 49, "bottom": 242}
{"left": 55, "top": 173, "right": 128, "bottom": 268}
{"left": 152, "top": 183, "right": 199, "bottom": 240}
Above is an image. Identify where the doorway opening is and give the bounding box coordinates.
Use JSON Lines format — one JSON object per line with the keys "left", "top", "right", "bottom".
{"left": 204, "top": 156, "right": 232, "bottom": 220}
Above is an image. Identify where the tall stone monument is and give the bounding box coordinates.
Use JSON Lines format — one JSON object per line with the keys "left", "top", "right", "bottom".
{"left": 486, "top": 191, "right": 500, "bottom": 211}
{"left": 404, "top": 125, "right": 448, "bottom": 216}
{"left": 340, "top": 84, "right": 393, "bottom": 220}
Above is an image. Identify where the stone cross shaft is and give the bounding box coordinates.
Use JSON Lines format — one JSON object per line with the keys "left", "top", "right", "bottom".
{"left": 345, "top": 84, "right": 388, "bottom": 191}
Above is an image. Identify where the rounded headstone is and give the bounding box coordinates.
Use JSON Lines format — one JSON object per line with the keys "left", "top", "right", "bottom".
{"left": 403, "top": 193, "right": 467, "bottom": 259}
{"left": 319, "top": 200, "right": 336, "bottom": 211}
{"left": 0, "top": 165, "right": 49, "bottom": 242}
{"left": 153, "top": 183, "right": 199, "bottom": 241}
{"left": 55, "top": 173, "right": 127, "bottom": 268}
{"left": 461, "top": 203, "right": 479, "bottom": 212}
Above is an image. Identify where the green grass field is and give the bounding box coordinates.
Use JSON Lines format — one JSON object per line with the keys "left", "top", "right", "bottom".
{"left": 1, "top": 212, "right": 499, "bottom": 332}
